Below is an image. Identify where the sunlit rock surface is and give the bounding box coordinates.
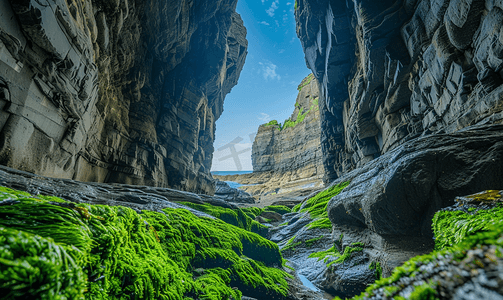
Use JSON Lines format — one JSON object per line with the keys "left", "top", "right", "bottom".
{"left": 0, "top": 0, "right": 247, "bottom": 195}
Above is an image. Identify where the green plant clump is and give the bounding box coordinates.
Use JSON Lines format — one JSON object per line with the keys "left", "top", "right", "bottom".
{"left": 305, "top": 236, "right": 324, "bottom": 248}
{"left": 308, "top": 245, "right": 339, "bottom": 263}
{"left": 0, "top": 186, "right": 292, "bottom": 299}
{"left": 264, "top": 205, "right": 291, "bottom": 215}
{"left": 369, "top": 261, "right": 382, "bottom": 280}
{"left": 281, "top": 236, "right": 303, "bottom": 252}
{"left": 327, "top": 243, "right": 364, "bottom": 266}
{"left": 263, "top": 120, "right": 279, "bottom": 127}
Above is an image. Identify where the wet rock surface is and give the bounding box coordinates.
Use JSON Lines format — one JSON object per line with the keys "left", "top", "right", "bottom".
{"left": 270, "top": 124, "right": 503, "bottom": 299}
{"left": 0, "top": 0, "right": 247, "bottom": 195}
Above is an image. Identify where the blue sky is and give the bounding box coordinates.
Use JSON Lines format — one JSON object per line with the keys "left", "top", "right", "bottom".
{"left": 211, "top": 0, "right": 310, "bottom": 171}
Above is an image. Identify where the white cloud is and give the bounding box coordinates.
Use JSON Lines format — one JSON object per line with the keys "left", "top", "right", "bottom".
{"left": 266, "top": 0, "right": 279, "bottom": 17}
{"left": 259, "top": 21, "right": 270, "bottom": 25}
{"left": 258, "top": 113, "right": 271, "bottom": 122}
{"left": 279, "top": 49, "right": 285, "bottom": 54}
{"left": 286, "top": 2, "right": 291, "bottom": 4}
{"left": 259, "top": 61, "right": 281, "bottom": 81}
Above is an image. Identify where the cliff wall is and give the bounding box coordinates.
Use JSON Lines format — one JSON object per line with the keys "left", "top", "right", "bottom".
{"left": 295, "top": 0, "right": 503, "bottom": 183}
{"left": 0, "top": 0, "right": 247, "bottom": 195}
{"left": 252, "top": 74, "right": 324, "bottom": 180}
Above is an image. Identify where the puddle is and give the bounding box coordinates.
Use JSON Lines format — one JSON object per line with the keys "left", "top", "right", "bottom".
{"left": 224, "top": 181, "right": 242, "bottom": 189}
{"left": 298, "top": 275, "right": 319, "bottom": 292}
{"left": 298, "top": 275, "right": 335, "bottom": 299}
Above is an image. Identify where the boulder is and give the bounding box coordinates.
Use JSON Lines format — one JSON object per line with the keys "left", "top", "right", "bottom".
{"left": 214, "top": 180, "right": 255, "bottom": 204}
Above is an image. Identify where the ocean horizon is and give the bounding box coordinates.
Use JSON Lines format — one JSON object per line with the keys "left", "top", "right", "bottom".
{"left": 211, "top": 170, "right": 253, "bottom": 176}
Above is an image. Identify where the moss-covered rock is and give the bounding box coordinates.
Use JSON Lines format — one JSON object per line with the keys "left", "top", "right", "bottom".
{"left": 292, "top": 181, "right": 350, "bottom": 229}
{"left": 338, "top": 192, "right": 503, "bottom": 300}
{"left": 0, "top": 186, "right": 292, "bottom": 299}
{"left": 176, "top": 201, "right": 268, "bottom": 237}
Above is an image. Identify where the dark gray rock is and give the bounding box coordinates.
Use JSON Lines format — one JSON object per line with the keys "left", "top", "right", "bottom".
{"left": 214, "top": 180, "right": 255, "bottom": 204}
{"left": 259, "top": 211, "right": 283, "bottom": 222}
{"left": 295, "top": 0, "right": 503, "bottom": 184}
{"left": 0, "top": 0, "right": 247, "bottom": 195}
{"left": 312, "top": 124, "right": 503, "bottom": 296}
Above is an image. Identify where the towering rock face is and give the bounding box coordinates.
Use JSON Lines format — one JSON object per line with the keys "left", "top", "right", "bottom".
{"left": 252, "top": 74, "right": 324, "bottom": 180}
{"left": 0, "top": 0, "right": 247, "bottom": 194}
{"left": 295, "top": 0, "right": 503, "bottom": 183}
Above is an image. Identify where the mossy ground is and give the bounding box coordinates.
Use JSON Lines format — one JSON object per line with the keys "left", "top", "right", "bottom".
{"left": 176, "top": 203, "right": 291, "bottom": 232}
{"left": 307, "top": 243, "right": 364, "bottom": 267}
{"left": 0, "top": 186, "right": 292, "bottom": 299}
{"left": 176, "top": 201, "right": 268, "bottom": 237}
{"left": 292, "top": 181, "right": 350, "bottom": 230}
{"left": 337, "top": 198, "right": 503, "bottom": 300}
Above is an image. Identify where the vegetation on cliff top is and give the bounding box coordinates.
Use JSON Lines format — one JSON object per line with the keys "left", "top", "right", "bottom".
{"left": 263, "top": 97, "right": 319, "bottom": 131}
{"left": 0, "top": 186, "right": 292, "bottom": 299}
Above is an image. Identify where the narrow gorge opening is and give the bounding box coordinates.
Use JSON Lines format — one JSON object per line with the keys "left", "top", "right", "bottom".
{"left": 1, "top": 0, "right": 503, "bottom": 299}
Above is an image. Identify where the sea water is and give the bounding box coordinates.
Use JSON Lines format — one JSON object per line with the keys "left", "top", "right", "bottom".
{"left": 211, "top": 171, "right": 253, "bottom": 176}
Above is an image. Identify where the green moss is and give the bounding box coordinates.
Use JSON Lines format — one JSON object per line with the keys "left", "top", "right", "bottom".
{"left": 264, "top": 205, "right": 291, "bottom": 215}
{"left": 409, "top": 282, "right": 439, "bottom": 300}
{"left": 305, "top": 236, "right": 324, "bottom": 247}
{"left": 297, "top": 73, "right": 314, "bottom": 91}
{"left": 327, "top": 243, "right": 364, "bottom": 267}
{"left": 345, "top": 204, "right": 503, "bottom": 300}
{"left": 432, "top": 203, "right": 503, "bottom": 250}
{"left": 307, "top": 218, "right": 333, "bottom": 229}
{"left": 308, "top": 242, "right": 364, "bottom": 268}
{"left": 294, "top": 0, "right": 297, "bottom": 10}
{"left": 177, "top": 201, "right": 268, "bottom": 237}
{"left": 308, "top": 245, "right": 339, "bottom": 263}
{"left": 0, "top": 186, "right": 292, "bottom": 299}
{"left": 263, "top": 120, "right": 279, "bottom": 127}
{"left": 292, "top": 181, "right": 350, "bottom": 230}
{"left": 0, "top": 227, "right": 87, "bottom": 299}
{"left": 293, "top": 181, "right": 349, "bottom": 216}
{"left": 282, "top": 235, "right": 302, "bottom": 252}
{"left": 241, "top": 207, "right": 264, "bottom": 219}
{"left": 369, "top": 261, "right": 382, "bottom": 280}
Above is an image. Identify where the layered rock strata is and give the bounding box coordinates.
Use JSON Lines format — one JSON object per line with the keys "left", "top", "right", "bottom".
{"left": 0, "top": 0, "right": 247, "bottom": 194}
{"left": 295, "top": 0, "right": 503, "bottom": 183}
{"left": 253, "top": 74, "right": 323, "bottom": 177}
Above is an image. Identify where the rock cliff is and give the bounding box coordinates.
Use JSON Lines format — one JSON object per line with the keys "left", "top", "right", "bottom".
{"left": 253, "top": 74, "right": 323, "bottom": 176}
{"left": 235, "top": 74, "right": 324, "bottom": 199}
{"left": 295, "top": 0, "right": 503, "bottom": 183}
{"left": 0, "top": 0, "right": 247, "bottom": 194}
